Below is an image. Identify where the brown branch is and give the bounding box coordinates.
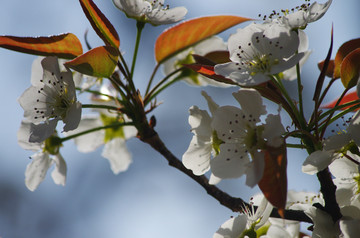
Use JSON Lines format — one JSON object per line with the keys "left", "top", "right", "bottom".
{"left": 137, "top": 123, "right": 313, "bottom": 223}
{"left": 317, "top": 168, "right": 342, "bottom": 222}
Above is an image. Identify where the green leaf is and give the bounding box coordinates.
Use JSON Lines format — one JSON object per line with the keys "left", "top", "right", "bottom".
{"left": 155, "top": 15, "right": 251, "bottom": 63}
{"left": 80, "top": 0, "right": 120, "bottom": 48}
{"left": 0, "top": 33, "right": 83, "bottom": 59}
{"left": 341, "top": 48, "right": 360, "bottom": 89}
{"left": 64, "top": 46, "right": 119, "bottom": 78}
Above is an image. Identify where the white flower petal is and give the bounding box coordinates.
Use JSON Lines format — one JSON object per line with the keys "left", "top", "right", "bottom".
{"left": 245, "top": 151, "right": 265, "bottom": 187}
{"left": 324, "top": 133, "right": 351, "bottom": 151}
{"left": 30, "top": 57, "right": 44, "bottom": 86}
{"left": 147, "top": 7, "right": 187, "bottom": 25}
{"left": 114, "top": 0, "right": 151, "bottom": 17}
{"left": 182, "top": 136, "right": 212, "bottom": 176}
{"left": 329, "top": 156, "right": 359, "bottom": 179}
{"left": 213, "top": 214, "right": 247, "bottom": 238}
{"left": 210, "top": 143, "right": 249, "bottom": 179}
{"left": 209, "top": 173, "right": 222, "bottom": 185}
{"left": 308, "top": 0, "right": 333, "bottom": 23}
{"left": 29, "top": 119, "right": 58, "bottom": 143}
{"left": 66, "top": 116, "right": 104, "bottom": 153}
{"left": 201, "top": 91, "right": 219, "bottom": 116}
{"left": 340, "top": 219, "right": 360, "bottom": 238}
{"left": 17, "top": 120, "right": 42, "bottom": 151}
{"left": 188, "top": 106, "right": 212, "bottom": 138}
{"left": 212, "top": 106, "right": 247, "bottom": 142}
{"left": 102, "top": 137, "right": 132, "bottom": 174}
{"left": 51, "top": 154, "right": 67, "bottom": 186}
{"left": 232, "top": 89, "right": 266, "bottom": 122}
{"left": 62, "top": 101, "right": 82, "bottom": 132}
{"left": 305, "top": 207, "right": 339, "bottom": 238}
{"left": 263, "top": 114, "right": 285, "bottom": 148}
{"left": 25, "top": 152, "right": 53, "bottom": 191}
{"left": 302, "top": 150, "right": 335, "bottom": 175}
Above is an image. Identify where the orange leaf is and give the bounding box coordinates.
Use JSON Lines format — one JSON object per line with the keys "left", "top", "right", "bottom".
{"left": 334, "top": 38, "right": 360, "bottom": 79}
{"left": 321, "top": 91, "right": 360, "bottom": 111}
{"left": 340, "top": 48, "right": 360, "bottom": 89}
{"left": 64, "top": 46, "right": 119, "bottom": 78}
{"left": 80, "top": 0, "right": 120, "bottom": 48}
{"left": 258, "top": 144, "right": 287, "bottom": 218}
{"left": 317, "top": 59, "right": 335, "bottom": 78}
{"left": 0, "top": 33, "right": 83, "bottom": 59}
{"left": 184, "top": 64, "right": 237, "bottom": 85}
{"left": 155, "top": 15, "right": 251, "bottom": 63}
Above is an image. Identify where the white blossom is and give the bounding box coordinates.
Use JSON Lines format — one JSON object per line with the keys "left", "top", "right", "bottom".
{"left": 66, "top": 114, "right": 136, "bottom": 174}
{"left": 215, "top": 22, "right": 303, "bottom": 86}
{"left": 281, "top": 30, "right": 311, "bottom": 81}
{"left": 18, "top": 120, "right": 66, "bottom": 191}
{"left": 112, "top": 0, "right": 187, "bottom": 25}
{"left": 303, "top": 111, "right": 360, "bottom": 175}
{"left": 18, "top": 56, "right": 81, "bottom": 142}
{"left": 210, "top": 88, "right": 285, "bottom": 187}
{"left": 182, "top": 91, "right": 222, "bottom": 184}
{"left": 277, "top": 0, "right": 333, "bottom": 29}
{"left": 213, "top": 195, "right": 273, "bottom": 238}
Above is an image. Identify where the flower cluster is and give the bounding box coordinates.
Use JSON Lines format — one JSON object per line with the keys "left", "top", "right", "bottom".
{"left": 183, "top": 88, "right": 285, "bottom": 187}
{"left": 6, "top": 0, "right": 360, "bottom": 236}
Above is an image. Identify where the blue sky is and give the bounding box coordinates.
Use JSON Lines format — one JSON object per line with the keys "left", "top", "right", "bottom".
{"left": 0, "top": 0, "right": 359, "bottom": 237}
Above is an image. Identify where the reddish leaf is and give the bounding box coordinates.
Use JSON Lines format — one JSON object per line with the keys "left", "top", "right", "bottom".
{"left": 80, "top": 0, "right": 120, "bottom": 48}
{"left": 64, "top": 46, "right": 119, "bottom": 78}
{"left": 184, "top": 64, "right": 237, "bottom": 85}
{"left": 258, "top": 143, "right": 287, "bottom": 218}
{"left": 317, "top": 59, "right": 335, "bottom": 78}
{"left": 155, "top": 15, "right": 251, "bottom": 63}
{"left": 334, "top": 38, "right": 360, "bottom": 79}
{"left": 203, "top": 50, "right": 230, "bottom": 64}
{"left": 321, "top": 91, "right": 360, "bottom": 111}
{"left": 0, "top": 33, "right": 83, "bottom": 59}
{"left": 340, "top": 48, "right": 360, "bottom": 89}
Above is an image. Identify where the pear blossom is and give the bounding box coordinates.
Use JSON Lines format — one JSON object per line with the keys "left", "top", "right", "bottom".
{"left": 163, "top": 36, "right": 230, "bottom": 87}
{"left": 214, "top": 22, "right": 303, "bottom": 86}
{"left": 66, "top": 114, "right": 136, "bottom": 174}
{"left": 210, "top": 88, "right": 285, "bottom": 187}
{"left": 18, "top": 120, "right": 66, "bottom": 191}
{"left": 303, "top": 111, "right": 360, "bottom": 175}
{"left": 281, "top": 30, "right": 312, "bottom": 81}
{"left": 18, "top": 56, "right": 81, "bottom": 142}
{"left": 182, "top": 91, "right": 222, "bottom": 184}
{"left": 329, "top": 155, "right": 360, "bottom": 209}
{"left": 112, "top": 0, "right": 187, "bottom": 25}
{"left": 277, "top": 0, "right": 333, "bottom": 30}
{"left": 213, "top": 195, "right": 273, "bottom": 238}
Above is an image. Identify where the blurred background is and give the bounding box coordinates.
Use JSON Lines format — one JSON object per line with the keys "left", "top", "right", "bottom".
{"left": 0, "top": 0, "right": 359, "bottom": 237}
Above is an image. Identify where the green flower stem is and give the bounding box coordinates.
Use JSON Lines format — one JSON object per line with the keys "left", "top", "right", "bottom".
{"left": 318, "top": 103, "right": 360, "bottom": 132}
{"left": 320, "top": 87, "right": 350, "bottom": 138}
{"left": 60, "top": 122, "right": 133, "bottom": 143}
{"left": 296, "top": 61, "right": 305, "bottom": 122}
{"left": 129, "top": 21, "right": 145, "bottom": 91}
{"left": 75, "top": 87, "right": 116, "bottom": 100}
{"left": 271, "top": 76, "right": 305, "bottom": 129}
{"left": 145, "top": 63, "right": 160, "bottom": 96}
{"left": 286, "top": 143, "right": 306, "bottom": 149}
{"left": 318, "top": 100, "right": 360, "bottom": 121}
{"left": 82, "top": 104, "right": 119, "bottom": 111}
{"left": 144, "top": 68, "right": 184, "bottom": 105}
{"left": 118, "top": 53, "right": 131, "bottom": 79}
